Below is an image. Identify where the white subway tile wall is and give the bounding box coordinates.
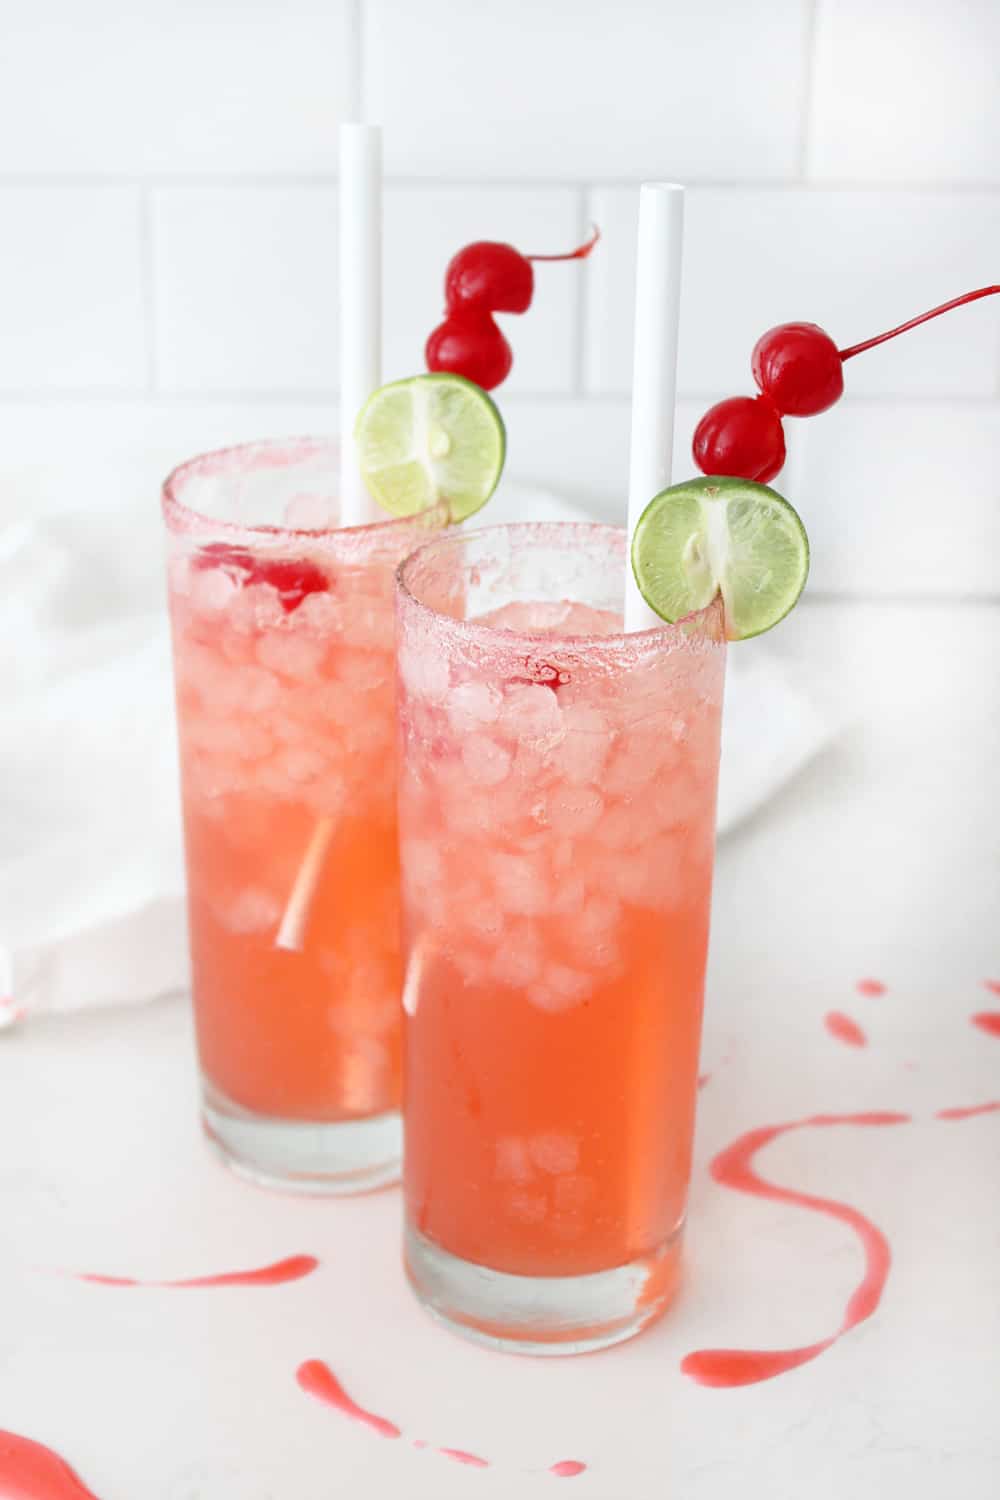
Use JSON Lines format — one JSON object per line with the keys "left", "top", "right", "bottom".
{"left": 798, "top": 401, "right": 1000, "bottom": 596}
{"left": 152, "top": 187, "right": 339, "bottom": 392}
{"left": 365, "top": 0, "right": 811, "bottom": 181}
{"left": 0, "top": 1, "right": 355, "bottom": 174}
{"left": 808, "top": 0, "right": 1000, "bottom": 184}
{"left": 0, "top": 188, "right": 146, "bottom": 391}
{"left": 587, "top": 188, "right": 1000, "bottom": 399}
{"left": 0, "top": 0, "right": 996, "bottom": 598}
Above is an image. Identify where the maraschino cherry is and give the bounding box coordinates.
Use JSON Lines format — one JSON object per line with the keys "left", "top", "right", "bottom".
{"left": 692, "top": 396, "right": 786, "bottom": 485}
{"left": 426, "top": 226, "right": 600, "bottom": 391}
{"left": 695, "top": 284, "right": 1000, "bottom": 483}
{"left": 751, "top": 322, "right": 843, "bottom": 416}
{"left": 193, "top": 542, "right": 328, "bottom": 614}
{"left": 425, "top": 309, "right": 512, "bottom": 391}
{"left": 445, "top": 241, "right": 535, "bottom": 314}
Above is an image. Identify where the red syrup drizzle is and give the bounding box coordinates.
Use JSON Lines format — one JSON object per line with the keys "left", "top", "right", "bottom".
{"left": 296, "top": 1360, "right": 586, "bottom": 1477}
{"left": 296, "top": 1361, "right": 401, "bottom": 1440}
{"left": 936, "top": 1100, "right": 1000, "bottom": 1122}
{"left": 681, "top": 1110, "right": 910, "bottom": 1388}
{"left": 982, "top": 980, "right": 1000, "bottom": 996}
{"left": 824, "top": 1011, "right": 868, "bottom": 1048}
{"left": 0, "top": 1429, "right": 101, "bottom": 1500}
{"left": 67, "top": 1253, "right": 318, "bottom": 1289}
{"left": 971, "top": 1011, "right": 1000, "bottom": 1038}
{"left": 439, "top": 1449, "right": 490, "bottom": 1468}
{"left": 856, "top": 977, "right": 887, "bottom": 997}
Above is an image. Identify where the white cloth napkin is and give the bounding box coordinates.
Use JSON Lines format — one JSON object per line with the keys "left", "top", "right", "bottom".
{"left": 0, "top": 510, "right": 186, "bottom": 1024}
{"left": 1, "top": 487, "right": 833, "bottom": 1023}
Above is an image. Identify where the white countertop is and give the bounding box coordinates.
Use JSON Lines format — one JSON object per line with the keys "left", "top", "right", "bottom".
{"left": 3, "top": 600, "right": 999, "bottom": 1499}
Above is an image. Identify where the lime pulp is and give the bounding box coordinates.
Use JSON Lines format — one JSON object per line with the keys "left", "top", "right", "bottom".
{"left": 630, "top": 476, "right": 810, "bottom": 640}
{"left": 354, "top": 373, "right": 506, "bottom": 523}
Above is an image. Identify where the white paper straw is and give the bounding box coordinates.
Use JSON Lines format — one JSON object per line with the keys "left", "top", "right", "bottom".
{"left": 273, "top": 127, "right": 382, "bottom": 953}
{"left": 624, "top": 183, "right": 685, "bottom": 633}
{"left": 275, "top": 819, "right": 336, "bottom": 952}
{"left": 339, "top": 122, "right": 383, "bottom": 526}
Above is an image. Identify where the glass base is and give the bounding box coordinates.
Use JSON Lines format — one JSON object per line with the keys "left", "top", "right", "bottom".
{"left": 201, "top": 1080, "right": 401, "bottom": 1196}
{"left": 404, "top": 1220, "right": 683, "bottom": 1355}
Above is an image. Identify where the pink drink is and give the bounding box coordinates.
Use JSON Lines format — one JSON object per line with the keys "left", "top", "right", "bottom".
{"left": 396, "top": 524, "right": 726, "bottom": 1350}
{"left": 162, "top": 438, "right": 442, "bottom": 1192}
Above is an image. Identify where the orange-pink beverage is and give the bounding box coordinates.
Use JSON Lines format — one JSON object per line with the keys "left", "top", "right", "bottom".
{"left": 162, "top": 438, "right": 442, "bottom": 1193}
{"left": 396, "top": 524, "right": 726, "bottom": 1351}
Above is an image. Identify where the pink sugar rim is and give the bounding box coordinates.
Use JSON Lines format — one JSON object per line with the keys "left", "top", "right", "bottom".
{"left": 161, "top": 434, "right": 446, "bottom": 546}
{"left": 396, "top": 520, "right": 727, "bottom": 655}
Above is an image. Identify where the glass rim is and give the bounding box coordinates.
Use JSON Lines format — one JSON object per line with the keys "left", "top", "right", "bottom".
{"left": 161, "top": 434, "right": 443, "bottom": 544}
{"left": 395, "top": 520, "right": 726, "bottom": 652}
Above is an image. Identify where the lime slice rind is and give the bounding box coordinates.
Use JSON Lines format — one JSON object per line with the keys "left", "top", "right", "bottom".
{"left": 355, "top": 373, "right": 506, "bottom": 523}
{"left": 631, "top": 477, "right": 809, "bottom": 641}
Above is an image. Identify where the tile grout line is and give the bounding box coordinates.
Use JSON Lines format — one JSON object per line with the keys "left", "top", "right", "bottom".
{"left": 0, "top": 389, "right": 997, "bottom": 408}
{"left": 1, "top": 173, "right": 1000, "bottom": 193}
{"left": 797, "top": 0, "right": 823, "bottom": 179}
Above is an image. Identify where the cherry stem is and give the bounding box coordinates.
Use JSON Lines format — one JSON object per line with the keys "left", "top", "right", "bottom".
{"left": 839, "top": 285, "right": 1000, "bottom": 362}
{"left": 527, "top": 224, "right": 601, "bottom": 263}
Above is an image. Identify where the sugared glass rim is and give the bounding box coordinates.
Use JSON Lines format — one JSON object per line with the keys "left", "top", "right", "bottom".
{"left": 161, "top": 434, "right": 445, "bottom": 545}
{"left": 395, "top": 520, "right": 726, "bottom": 654}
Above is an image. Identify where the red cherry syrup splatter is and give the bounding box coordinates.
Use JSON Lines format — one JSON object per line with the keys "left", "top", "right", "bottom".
{"left": 427, "top": 227, "right": 600, "bottom": 391}
{"left": 296, "top": 1360, "right": 586, "bottom": 1477}
{"left": 972, "top": 1011, "right": 1000, "bottom": 1037}
{"left": 193, "top": 542, "right": 328, "bottom": 614}
{"left": 296, "top": 1360, "right": 401, "bottom": 1440}
{"left": 64, "top": 1253, "right": 318, "bottom": 1289}
{"left": 681, "top": 1110, "right": 910, "bottom": 1388}
{"left": 694, "top": 284, "right": 1000, "bottom": 484}
{"left": 824, "top": 1011, "right": 868, "bottom": 1048}
{"left": 936, "top": 1100, "right": 1000, "bottom": 1122}
{"left": 439, "top": 1449, "right": 490, "bottom": 1468}
{"left": 982, "top": 979, "right": 1000, "bottom": 996}
{"left": 856, "top": 977, "right": 887, "bottom": 997}
{"left": 0, "top": 1429, "right": 101, "bottom": 1500}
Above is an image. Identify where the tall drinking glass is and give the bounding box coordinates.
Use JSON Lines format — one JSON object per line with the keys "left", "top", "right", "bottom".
{"left": 162, "top": 438, "right": 443, "bottom": 1192}
{"left": 396, "top": 523, "right": 726, "bottom": 1351}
